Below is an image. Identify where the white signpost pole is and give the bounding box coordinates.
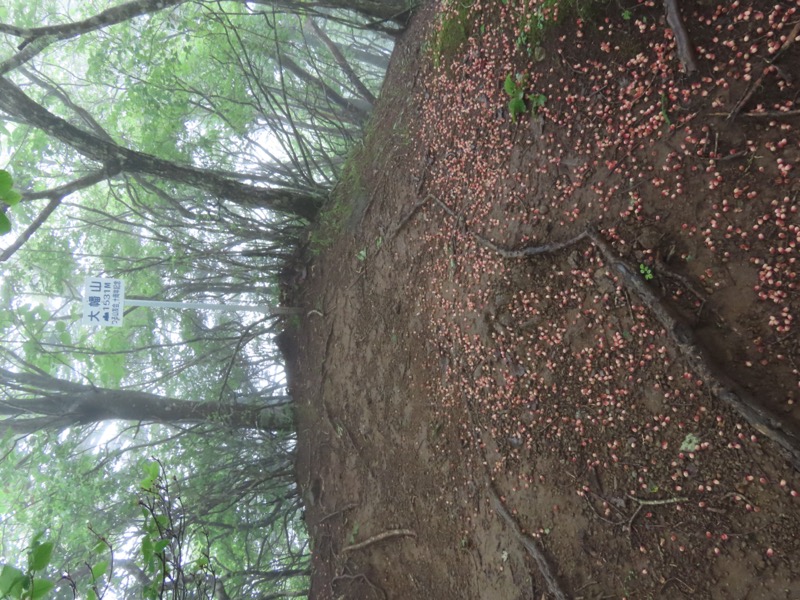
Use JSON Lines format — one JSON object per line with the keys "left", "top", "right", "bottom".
{"left": 124, "top": 298, "right": 299, "bottom": 316}
{"left": 82, "top": 276, "right": 298, "bottom": 327}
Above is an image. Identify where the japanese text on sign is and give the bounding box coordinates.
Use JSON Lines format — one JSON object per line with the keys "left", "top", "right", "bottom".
{"left": 81, "top": 277, "right": 125, "bottom": 327}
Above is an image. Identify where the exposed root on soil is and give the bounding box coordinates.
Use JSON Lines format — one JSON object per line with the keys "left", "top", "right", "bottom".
{"left": 583, "top": 488, "right": 688, "bottom": 531}
{"left": 432, "top": 195, "right": 589, "bottom": 257}
{"left": 430, "top": 195, "right": 800, "bottom": 471}
{"left": 389, "top": 194, "right": 434, "bottom": 239}
{"left": 728, "top": 18, "right": 800, "bottom": 119}
{"left": 342, "top": 528, "right": 417, "bottom": 553}
{"left": 318, "top": 502, "right": 358, "bottom": 525}
{"left": 487, "top": 481, "right": 569, "bottom": 600}
{"left": 588, "top": 230, "right": 800, "bottom": 472}
{"left": 663, "top": 0, "right": 698, "bottom": 74}
{"left": 331, "top": 571, "right": 386, "bottom": 599}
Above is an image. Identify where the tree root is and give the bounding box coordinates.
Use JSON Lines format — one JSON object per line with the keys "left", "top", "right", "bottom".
{"left": 430, "top": 192, "right": 800, "bottom": 471}
{"left": 486, "top": 480, "right": 569, "bottom": 600}
{"left": 586, "top": 229, "right": 800, "bottom": 471}
{"left": 664, "top": 0, "right": 698, "bottom": 75}
{"left": 728, "top": 19, "right": 800, "bottom": 119}
{"left": 331, "top": 571, "right": 386, "bottom": 599}
{"left": 342, "top": 529, "right": 416, "bottom": 553}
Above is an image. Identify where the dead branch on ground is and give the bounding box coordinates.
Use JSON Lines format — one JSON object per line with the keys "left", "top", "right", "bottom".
{"left": 342, "top": 529, "right": 416, "bottom": 553}
{"left": 664, "top": 0, "right": 698, "bottom": 74}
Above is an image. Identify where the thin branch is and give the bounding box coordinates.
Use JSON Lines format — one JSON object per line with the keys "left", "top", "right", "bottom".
{"left": 0, "top": 0, "right": 187, "bottom": 76}
{"left": 1, "top": 168, "right": 114, "bottom": 263}
{"left": 341, "top": 529, "right": 416, "bottom": 553}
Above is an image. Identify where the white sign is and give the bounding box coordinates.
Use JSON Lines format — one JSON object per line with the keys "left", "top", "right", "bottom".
{"left": 82, "top": 277, "right": 125, "bottom": 327}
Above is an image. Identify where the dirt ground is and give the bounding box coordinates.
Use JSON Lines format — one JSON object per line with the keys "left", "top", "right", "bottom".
{"left": 286, "top": 1, "right": 800, "bottom": 598}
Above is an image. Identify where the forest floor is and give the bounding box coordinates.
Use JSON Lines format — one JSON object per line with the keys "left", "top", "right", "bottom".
{"left": 286, "top": 1, "right": 800, "bottom": 598}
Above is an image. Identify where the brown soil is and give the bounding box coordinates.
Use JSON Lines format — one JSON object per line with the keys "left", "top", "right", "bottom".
{"left": 287, "top": 1, "right": 800, "bottom": 598}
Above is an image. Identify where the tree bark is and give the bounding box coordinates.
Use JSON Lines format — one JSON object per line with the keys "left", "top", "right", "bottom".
{"left": 0, "top": 368, "right": 294, "bottom": 434}
{"left": 0, "top": 77, "right": 321, "bottom": 219}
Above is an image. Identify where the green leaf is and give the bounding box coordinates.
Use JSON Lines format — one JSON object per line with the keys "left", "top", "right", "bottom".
{"left": 680, "top": 433, "right": 700, "bottom": 452}
{"left": 153, "top": 539, "right": 170, "bottom": 554}
{"left": 29, "top": 542, "right": 54, "bottom": 572}
{"left": 530, "top": 94, "right": 547, "bottom": 109}
{"left": 90, "top": 560, "right": 109, "bottom": 581}
{"left": 141, "top": 537, "right": 154, "bottom": 566}
{"left": 0, "top": 565, "right": 26, "bottom": 595}
{"left": 2, "top": 189, "right": 22, "bottom": 206}
{"left": 92, "top": 540, "right": 107, "bottom": 555}
{"left": 508, "top": 98, "right": 527, "bottom": 121}
{"left": 0, "top": 212, "right": 11, "bottom": 235}
{"left": 30, "top": 579, "right": 54, "bottom": 600}
{"left": 140, "top": 461, "right": 160, "bottom": 489}
{"left": 503, "top": 74, "right": 517, "bottom": 97}
{"left": 0, "top": 170, "right": 12, "bottom": 195}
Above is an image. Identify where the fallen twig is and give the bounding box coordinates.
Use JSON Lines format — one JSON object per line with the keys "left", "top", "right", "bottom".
{"left": 623, "top": 494, "right": 689, "bottom": 529}
{"left": 719, "top": 109, "right": 800, "bottom": 119}
{"left": 342, "top": 528, "right": 416, "bottom": 553}
{"left": 664, "top": 0, "right": 698, "bottom": 74}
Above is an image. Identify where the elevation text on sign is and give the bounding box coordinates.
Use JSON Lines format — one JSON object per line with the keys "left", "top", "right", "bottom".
{"left": 81, "top": 277, "right": 125, "bottom": 327}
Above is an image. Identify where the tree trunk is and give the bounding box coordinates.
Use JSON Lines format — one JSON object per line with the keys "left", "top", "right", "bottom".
{"left": 277, "top": 53, "right": 371, "bottom": 126}
{"left": 308, "top": 19, "right": 376, "bottom": 106}
{"left": 0, "top": 77, "right": 321, "bottom": 220}
{"left": 0, "top": 368, "right": 294, "bottom": 434}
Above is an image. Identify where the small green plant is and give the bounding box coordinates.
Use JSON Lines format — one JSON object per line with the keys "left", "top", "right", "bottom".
{"left": 348, "top": 522, "right": 360, "bottom": 545}
{"left": 430, "top": 0, "right": 474, "bottom": 68}
{"left": 660, "top": 93, "right": 672, "bottom": 126}
{"left": 309, "top": 198, "right": 352, "bottom": 255}
{"left": 529, "top": 93, "right": 547, "bottom": 114}
{"left": 356, "top": 248, "right": 367, "bottom": 261}
{"left": 680, "top": 433, "right": 700, "bottom": 453}
{"left": 639, "top": 263, "right": 654, "bottom": 281}
{"left": 504, "top": 74, "right": 547, "bottom": 122}
{"left": 622, "top": 8, "right": 632, "bottom": 20}
{"left": 0, "top": 534, "right": 56, "bottom": 600}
